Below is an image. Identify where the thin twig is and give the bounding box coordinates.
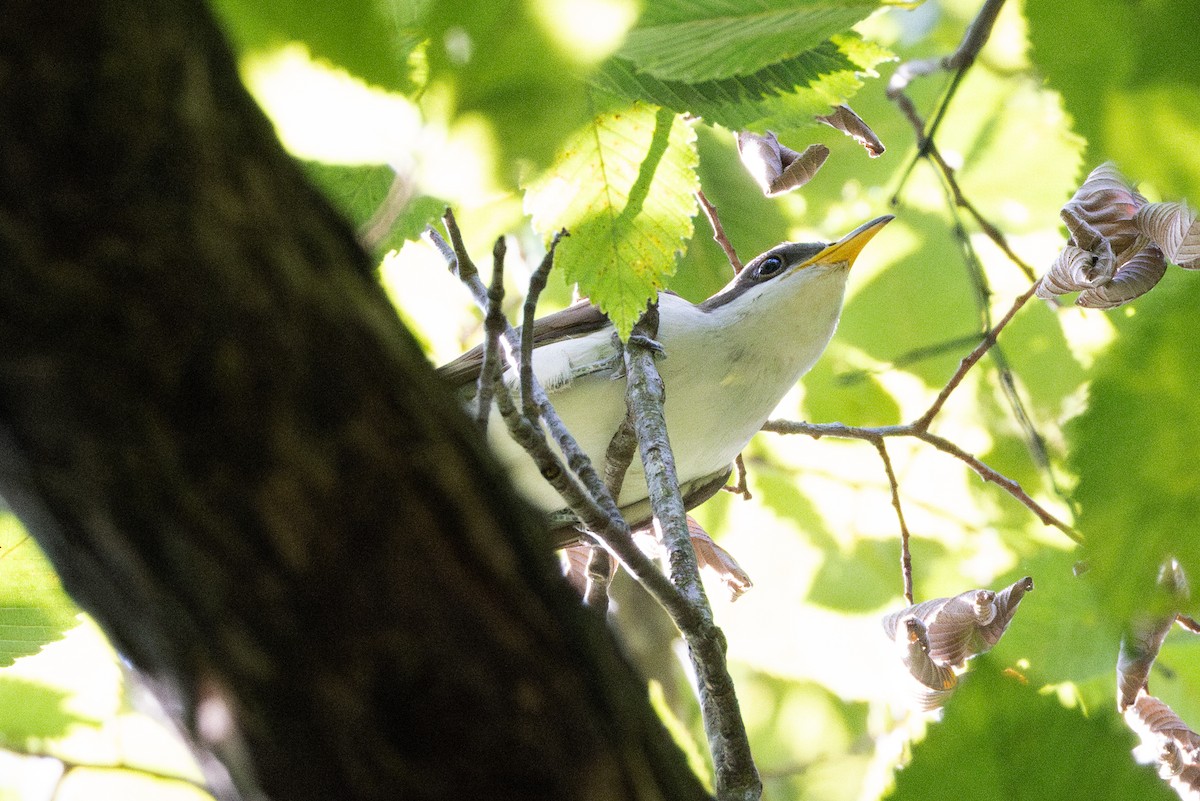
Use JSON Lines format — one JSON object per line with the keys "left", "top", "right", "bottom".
{"left": 583, "top": 547, "right": 614, "bottom": 613}
{"left": 722, "top": 453, "right": 752, "bottom": 500}
{"left": 475, "top": 237, "right": 508, "bottom": 432}
{"left": 432, "top": 212, "right": 628, "bottom": 536}
{"left": 887, "top": 0, "right": 1007, "bottom": 157}
{"left": 697, "top": 189, "right": 744, "bottom": 275}
{"left": 930, "top": 148, "right": 1036, "bottom": 280}
{"left": 487, "top": 346, "right": 698, "bottom": 625}
{"left": 603, "top": 412, "right": 639, "bottom": 504}
{"left": 761, "top": 418, "right": 1081, "bottom": 544}
{"left": 520, "top": 232, "right": 565, "bottom": 421}
{"left": 887, "top": 0, "right": 1036, "bottom": 281}
{"left": 873, "top": 440, "right": 914, "bottom": 604}
{"left": 624, "top": 305, "right": 761, "bottom": 801}
{"left": 586, "top": 410, "right": 641, "bottom": 613}
{"left": 913, "top": 281, "right": 1039, "bottom": 432}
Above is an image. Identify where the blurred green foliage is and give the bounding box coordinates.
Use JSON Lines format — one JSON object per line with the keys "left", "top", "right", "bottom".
{"left": 888, "top": 658, "right": 1175, "bottom": 801}
{"left": 8, "top": 0, "right": 1200, "bottom": 799}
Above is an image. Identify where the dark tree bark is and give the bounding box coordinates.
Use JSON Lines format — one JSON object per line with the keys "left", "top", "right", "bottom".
{"left": 0, "top": 2, "right": 710, "bottom": 800}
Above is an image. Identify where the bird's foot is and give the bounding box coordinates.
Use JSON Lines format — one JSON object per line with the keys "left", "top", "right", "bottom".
{"left": 626, "top": 333, "right": 665, "bottom": 355}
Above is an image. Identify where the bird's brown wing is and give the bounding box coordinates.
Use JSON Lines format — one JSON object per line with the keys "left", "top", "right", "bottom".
{"left": 437, "top": 299, "right": 612, "bottom": 389}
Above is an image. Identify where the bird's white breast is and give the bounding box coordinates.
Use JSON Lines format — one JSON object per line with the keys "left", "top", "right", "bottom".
{"left": 486, "top": 268, "right": 850, "bottom": 515}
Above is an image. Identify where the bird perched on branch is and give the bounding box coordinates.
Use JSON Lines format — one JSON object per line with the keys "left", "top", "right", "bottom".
{"left": 440, "top": 216, "right": 893, "bottom": 543}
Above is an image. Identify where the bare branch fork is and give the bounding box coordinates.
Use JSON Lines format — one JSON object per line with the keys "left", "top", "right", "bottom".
{"left": 764, "top": 280, "right": 1081, "bottom": 546}
{"left": 427, "top": 211, "right": 761, "bottom": 801}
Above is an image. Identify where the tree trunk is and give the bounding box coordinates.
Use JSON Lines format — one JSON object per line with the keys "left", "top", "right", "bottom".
{"left": 0, "top": 2, "right": 709, "bottom": 799}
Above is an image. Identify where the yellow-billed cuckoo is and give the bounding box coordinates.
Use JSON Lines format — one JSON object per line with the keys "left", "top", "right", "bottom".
{"left": 440, "top": 215, "right": 893, "bottom": 542}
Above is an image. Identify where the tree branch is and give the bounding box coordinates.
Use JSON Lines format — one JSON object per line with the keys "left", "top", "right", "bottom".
{"left": 0, "top": 5, "right": 714, "bottom": 799}
{"left": 624, "top": 307, "right": 760, "bottom": 801}
{"left": 762, "top": 419, "right": 1081, "bottom": 544}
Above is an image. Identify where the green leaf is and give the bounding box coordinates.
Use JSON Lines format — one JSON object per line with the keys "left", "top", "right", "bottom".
{"left": 1026, "top": 0, "right": 1200, "bottom": 201}
{"left": 300, "top": 162, "right": 447, "bottom": 252}
{"left": 210, "top": 0, "right": 409, "bottom": 92}
{"left": 887, "top": 658, "right": 1174, "bottom": 801}
{"left": 986, "top": 553, "right": 1114, "bottom": 687}
{"left": 618, "top": 0, "right": 887, "bottom": 82}
{"left": 524, "top": 104, "right": 699, "bottom": 336}
{"left": 1069, "top": 275, "right": 1200, "bottom": 626}
{"left": 594, "top": 34, "right": 893, "bottom": 131}
{"left": 424, "top": 0, "right": 594, "bottom": 171}
{"left": 0, "top": 516, "right": 79, "bottom": 668}
{"left": 801, "top": 351, "right": 902, "bottom": 427}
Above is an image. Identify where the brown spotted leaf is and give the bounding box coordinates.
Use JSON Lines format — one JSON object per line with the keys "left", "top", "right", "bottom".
{"left": 1124, "top": 692, "right": 1200, "bottom": 798}
{"left": 1061, "top": 162, "right": 1148, "bottom": 262}
{"left": 1037, "top": 244, "right": 1108, "bottom": 298}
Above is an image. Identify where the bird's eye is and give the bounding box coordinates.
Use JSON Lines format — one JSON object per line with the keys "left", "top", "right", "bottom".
{"left": 757, "top": 255, "right": 785, "bottom": 277}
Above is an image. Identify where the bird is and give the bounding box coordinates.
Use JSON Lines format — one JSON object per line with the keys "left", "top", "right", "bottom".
{"left": 439, "top": 215, "right": 893, "bottom": 543}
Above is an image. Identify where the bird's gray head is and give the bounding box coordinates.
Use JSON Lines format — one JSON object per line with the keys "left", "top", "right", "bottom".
{"left": 700, "top": 215, "right": 893, "bottom": 313}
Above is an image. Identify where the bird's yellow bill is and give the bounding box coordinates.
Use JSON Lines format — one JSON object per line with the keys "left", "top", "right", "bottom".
{"left": 806, "top": 214, "right": 894, "bottom": 268}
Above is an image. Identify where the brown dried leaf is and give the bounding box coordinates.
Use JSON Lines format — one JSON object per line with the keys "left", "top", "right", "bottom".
{"left": 1061, "top": 162, "right": 1147, "bottom": 260}
{"left": 736, "top": 131, "right": 829, "bottom": 197}
{"left": 893, "top": 617, "right": 957, "bottom": 711}
{"left": 1125, "top": 691, "right": 1200, "bottom": 800}
{"left": 1137, "top": 201, "right": 1200, "bottom": 269}
{"left": 1130, "top": 692, "right": 1200, "bottom": 751}
{"left": 687, "top": 516, "right": 752, "bottom": 600}
{"left": 882, "top": 577, "right": 1033, "bottom": 669}
{"left": 816, "top": 104, "right": 885, "bottom": 157}
{"left": 1037, "top": 244, "right": 1108, "bottom": 298}
{"left": 1077, "top": 243, "right": 1167, "bottom": 310}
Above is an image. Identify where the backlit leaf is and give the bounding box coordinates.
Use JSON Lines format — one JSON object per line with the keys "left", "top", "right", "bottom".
{"left": 617, "top": 0, "right": 887, "bottom": 83}
{"left": 210, "top": 0, "right": 409, "bottom": 91}
{"left": 594, "top": 35, "right": 893, "bottom": 132}
{"left": 1069, "top": 275, "right": 1200, "bottom": 627}
{"left": 0, "top": 516, "right": 78, "bottom": 668}
{"left": 523, "top": 104, "right": 699, "bottom": 336}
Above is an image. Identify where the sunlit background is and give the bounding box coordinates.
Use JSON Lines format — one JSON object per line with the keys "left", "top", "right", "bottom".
{"left": 6, "top": 0, "right": 1200, "bottom": 799}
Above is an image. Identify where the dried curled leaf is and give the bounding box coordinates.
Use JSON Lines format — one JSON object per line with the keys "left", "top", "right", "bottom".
{"left": 1077, "top": 244, "right": 1167, "bottom": 310}
{"left": 882, "top": 576, "right": 1034, "bottom": 669}
{"left": 736, "top": 131, "right": 829, "bottom": 197}
{"left": 1118, "top": 560, "right": 1189, "bottom": 710}
{"left": 1061, "top": 162, "right": 1147, "bottom": 259}
{"left": 1129, "top": 692, "right": 1200, "bottom": 753}
{"left": 1039, "top": 163, "right": 1172, "bottom": 309}
{"left": 1124, "top": 691, "right": 1200, "bottom": 798}
{"left": 893, "top": 617, "right": 957, "bottom": 711}
{"left": 1137, "top": 201, "right": 1200, "bottom": 269}
{"left": 1037, "top": 243, "right": 1110, "bottom": 299}
{"left": 816, "top": 104, "right": 885, "bottom": 158}
{"left": 1160, "top": 743, "right": 1200, "bottom": 800}
{"left": 687, "top": 516, "right": 752, "bottom": 601}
